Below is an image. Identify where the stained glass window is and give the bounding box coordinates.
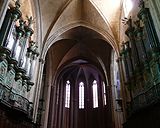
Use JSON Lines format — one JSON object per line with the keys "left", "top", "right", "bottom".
{"left": 79, "top": 82, "right": 84, "bottom": 109}
{"left": 103, "top": 82, "right": 107, "bottom": 105}
{"left": 93, "top": 80, "right": 98, "bottom": 108}
{"left": 65, "top": 80, "right": 70, "bottom": 108}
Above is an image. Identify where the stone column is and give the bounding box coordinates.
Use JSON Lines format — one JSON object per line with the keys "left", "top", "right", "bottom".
{"left": 116, "top": 56, "right": 126, "bottom": 122}
{"left": 32, "top": 58, "right": 45, "bottom": 122}
{"left": 47, "top": 85, "right": 56, "bottom": 128}
{"left": 53, "top": 80, "right": 61, "bottom": 128}
{"left": 69, "top": 79, "right": 74, "bottom": 128}
{"left": 57, "top": 79, "right": 64, "bottom": 128}
{"left": 98, "top": 79, "right": 104, "bottom": 128}
{"left": 85, "top": 79, "right": 89, "bottom": 128}
{"left": 88, "top": 79, "right": 93, "bottom": 127}
{"left": 61, "top": 80, "right": 66, "bottom": 128}
{"left": 73, "top": 80, "right": 78, "bottom": 128}
{"left": 40, "top": 82, "right": 52, "bottom": 128}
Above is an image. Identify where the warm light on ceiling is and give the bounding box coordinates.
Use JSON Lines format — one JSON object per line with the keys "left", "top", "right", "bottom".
{"left": 123, "top": 0, "right": 133, "bottom": 17}
{"left": 89, "top": 0, "right": 121, "bottom": 22}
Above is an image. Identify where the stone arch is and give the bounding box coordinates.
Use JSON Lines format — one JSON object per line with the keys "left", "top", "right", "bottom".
{"left": 41, "top": 22, "right": 119, "bottom": 61}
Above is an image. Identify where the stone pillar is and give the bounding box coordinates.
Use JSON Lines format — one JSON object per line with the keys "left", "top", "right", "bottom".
{"left": 73, "top": 80, "right": 78, "bottom": 128}
{"left": 39, "top": 76, "right": 52, "bottom": 128}
{"left": 57, "top": 79, "right": 64, "bottom": 128}
{"left": 46, "top": 85, "right": 56, "bottom": 128}
{"left": 88, "top": 79, "right": 93, "bottom": 128}
{"left": 69, "top": 79, "right": 74, "bottom": 128}
{"left": 85, "top": 79, "right": 89, "bottom": 128}
{"left": 60, "top": 80, "right": 66, "bottom": 128}
{"left": 32, "top": 58, "right": 45, "bottom": 122}
{"left": 99, "top": 79, "right": 104, "bottom": 128}
{"left": 116, "top": 56, "right": 126, "bottom": 122}
{"left": 53, "top": 80, "right": 61, "bottom": 128}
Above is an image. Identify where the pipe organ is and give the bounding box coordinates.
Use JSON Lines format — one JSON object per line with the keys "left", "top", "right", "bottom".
{"left": 121, "top": 0, "right": 160, "bottom": 115}
{"left": 0, "top": 1, "right": 39, "bottom": 127}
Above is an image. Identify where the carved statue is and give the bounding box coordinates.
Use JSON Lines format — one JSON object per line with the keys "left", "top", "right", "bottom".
{"left": 26, "top": 16, "right": 35, "bottom": 28}
{"left": 17, "top": 19, "right": 25, "bottom": 35}
{"left": 29, "top": 41, "right": 36, "bottom": 51}
{"left": 14, "top": 0, "right": 21, "bottom": 9}
{"left": 19, "top": 19, "right": 25, "bottom": 26}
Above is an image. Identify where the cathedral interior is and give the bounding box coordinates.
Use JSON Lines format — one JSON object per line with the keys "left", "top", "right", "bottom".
{"left": 0, "top": 0, "right": 160, "bottom": 128}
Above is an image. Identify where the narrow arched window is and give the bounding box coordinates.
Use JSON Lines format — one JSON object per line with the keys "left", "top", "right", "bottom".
{"left": 65, "top": 80, "right": 70, "bottom": 108}
{"left": 79, "top": 82, "right": 84, "bottom": 109}
{"left": 103, "top": 82, "right": 107, "bottom": 105}
{"left": 92, "top": 80, "right": 98, "bottom": 108}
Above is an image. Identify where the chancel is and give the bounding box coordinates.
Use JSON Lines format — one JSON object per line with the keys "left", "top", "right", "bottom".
{"left": 0, "top": 0, "right": 160, "bottom": 128}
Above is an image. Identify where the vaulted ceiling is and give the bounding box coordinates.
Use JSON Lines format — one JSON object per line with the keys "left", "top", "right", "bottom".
{"left": 46, "top": 26, "right": 112, "bottom": 83}
{"left": 10, "top": 0, "right": 123, "bottom": 51}
{"left": 39, "top": 0, "right": 122, "bottom": 50}
{"left": 10, "top": 0, "right": 125, "bottom": 82}
{"left": 33, "top": 0, "right": 123, "bottom": 81}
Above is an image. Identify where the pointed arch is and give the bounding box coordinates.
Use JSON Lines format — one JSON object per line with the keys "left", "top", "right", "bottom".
{"left": 41, "top": 23, "right": 118, "bottom": 61}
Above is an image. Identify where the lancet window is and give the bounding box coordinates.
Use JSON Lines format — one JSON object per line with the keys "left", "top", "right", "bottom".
{"left": 65, "top": 80, "right": 70, "bottom": 108}
{"left": 79, "top": 82, "right": 84, "bottom": 109}
{"left": 92, "top": 80, "right": 98, "bottom": 108}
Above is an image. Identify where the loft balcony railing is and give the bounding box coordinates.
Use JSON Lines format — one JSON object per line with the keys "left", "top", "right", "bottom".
{"left": 0, "top": 83, "right": 33, "bottom": 118}
{"left": 127, "top": 83, "right": 160, "bottom": 115}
